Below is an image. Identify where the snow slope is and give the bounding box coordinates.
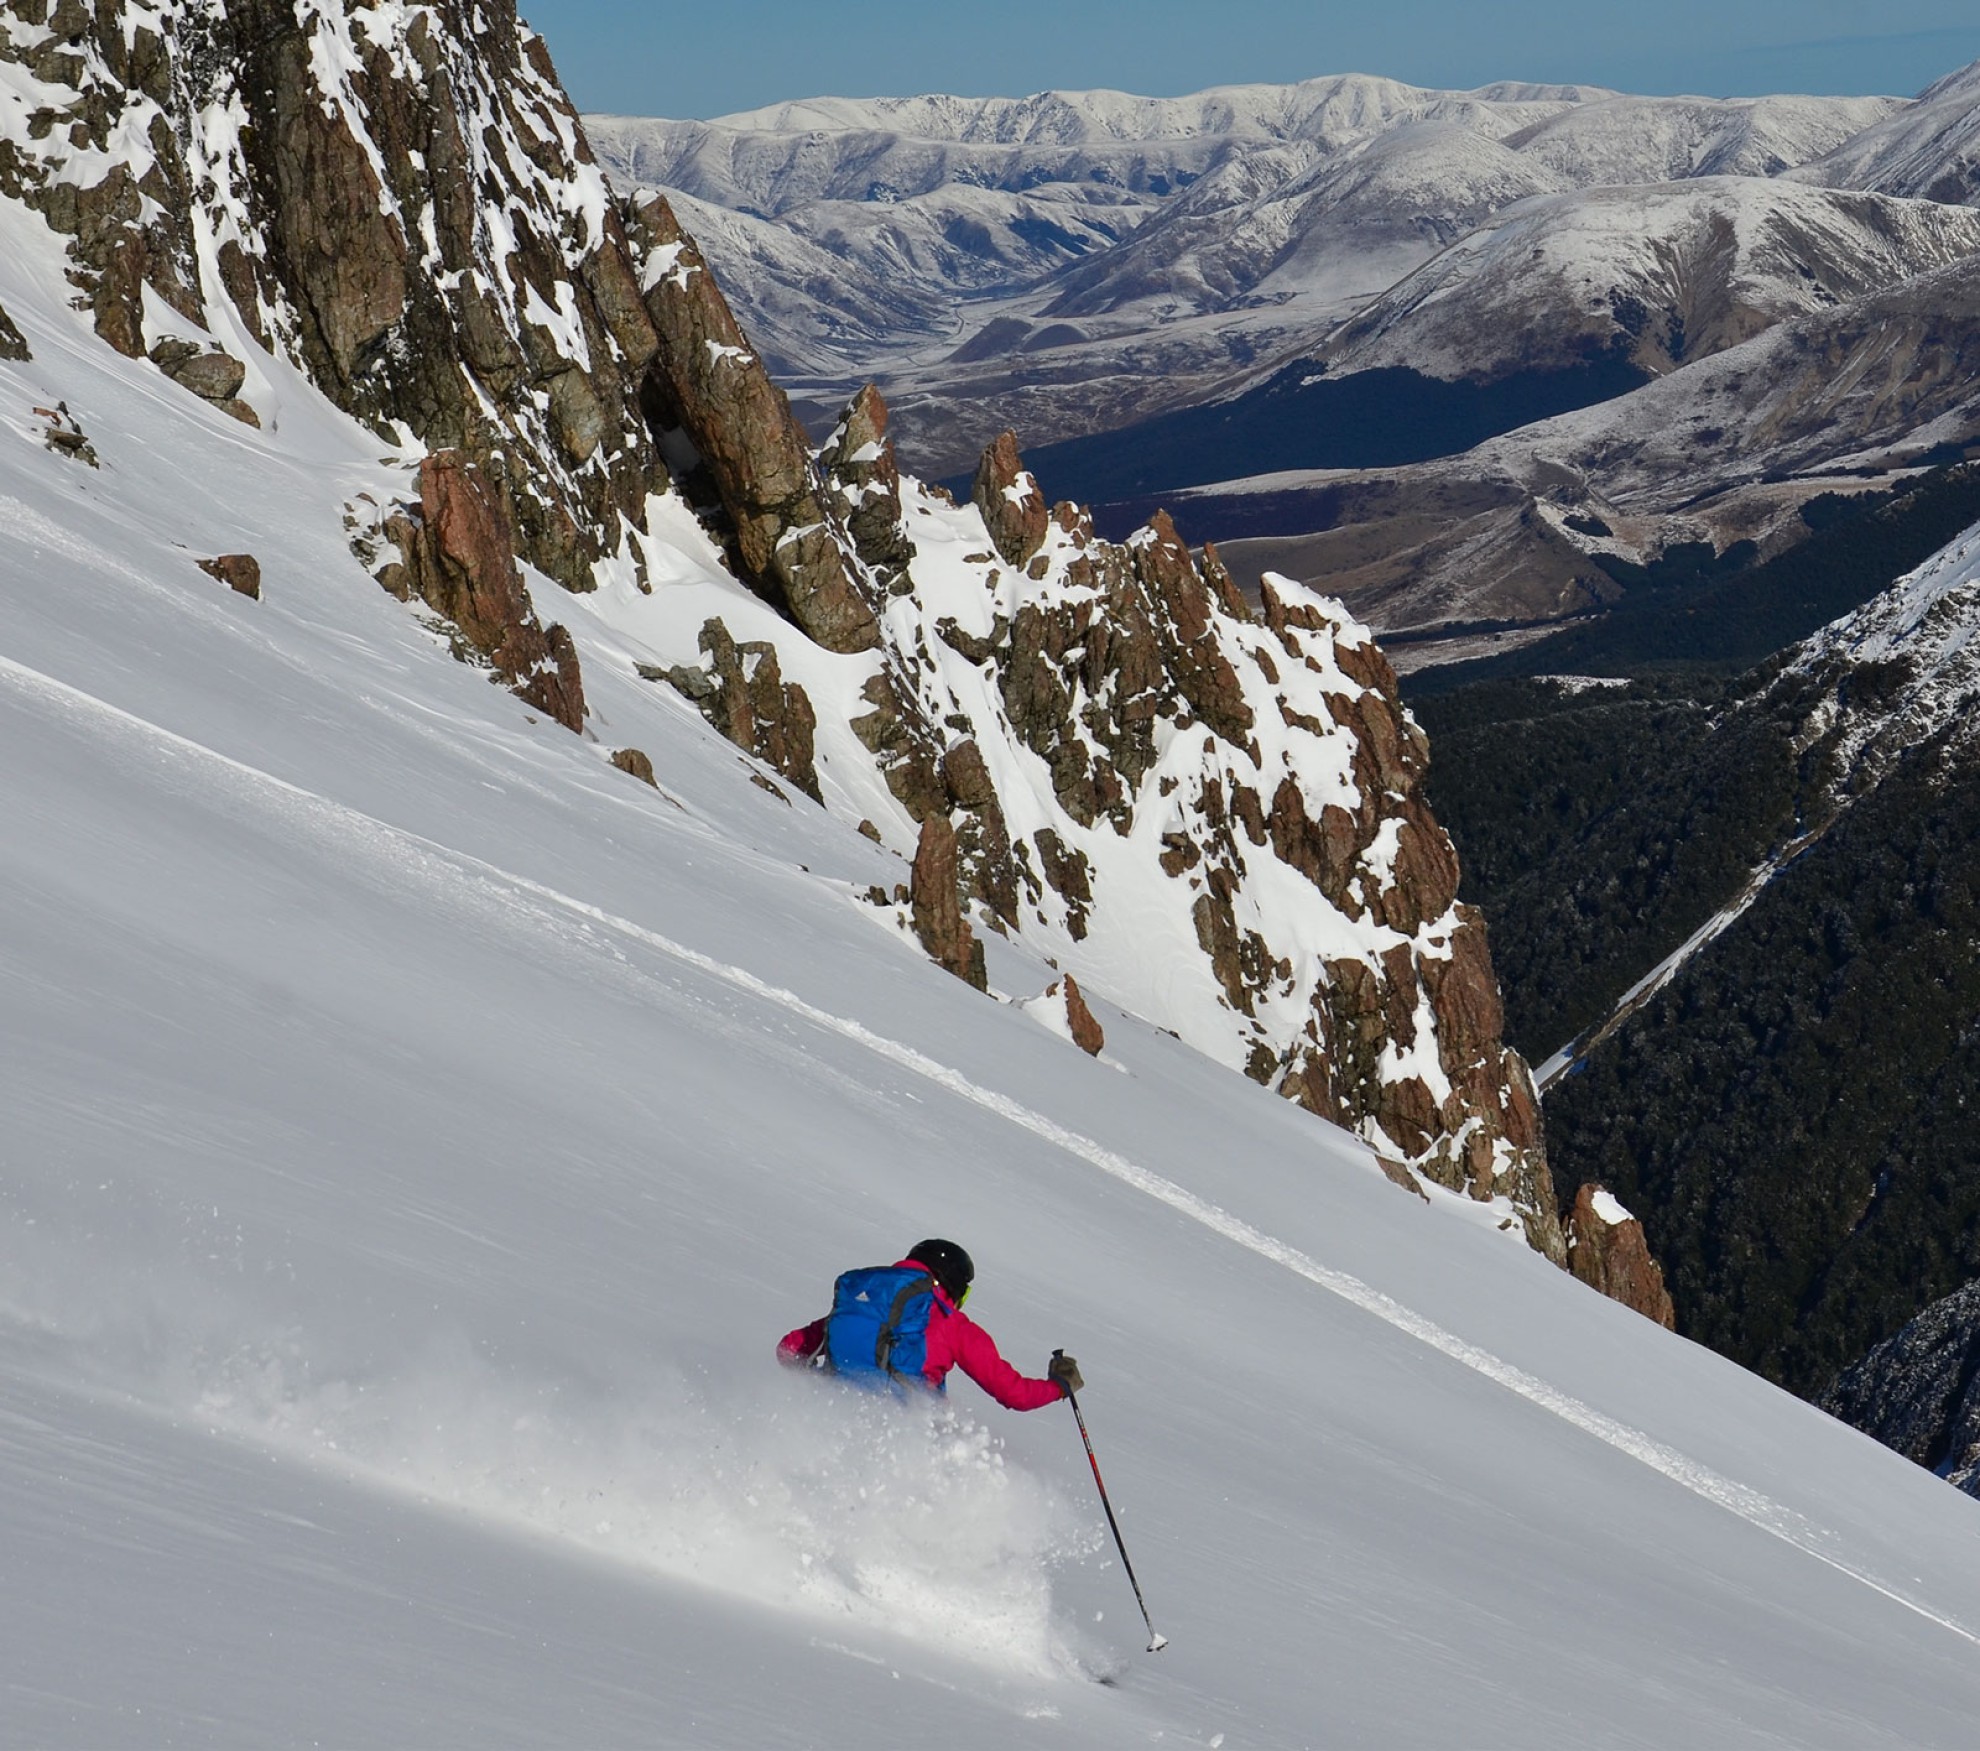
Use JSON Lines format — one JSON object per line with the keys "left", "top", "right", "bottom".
{"left": 1791, "top": 59, "right": 1980, "bottom": 205}
{"left": 10, "top": 161, "right": 1980, "bottom": 1750}
{"left": 1315, "top": 177, "right": 1980, "bottom": 382}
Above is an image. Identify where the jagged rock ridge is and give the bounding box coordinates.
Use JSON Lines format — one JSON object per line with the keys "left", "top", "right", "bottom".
{"left": 0, "top": 0, "right": 679, "bottom": 594}
{"left": 0, "top": 0, "right": 1561, "bottom": 1257}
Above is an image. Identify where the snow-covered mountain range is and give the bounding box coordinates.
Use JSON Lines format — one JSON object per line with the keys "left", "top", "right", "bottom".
{"left": 595, "top": 63, "right": 1980, "bottom": 651}
{"left": 586, "top": 75, "right": 1924, "bottom": 472}
{"left": 12, "top": 6, "right": 1980, "bottom": 1740}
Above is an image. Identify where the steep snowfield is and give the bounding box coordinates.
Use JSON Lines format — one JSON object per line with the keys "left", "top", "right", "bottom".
{"left": 11, "top": 202, "right": 1980, "bottom": 1750}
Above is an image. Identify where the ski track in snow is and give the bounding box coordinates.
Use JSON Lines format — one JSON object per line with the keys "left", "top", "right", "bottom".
{"left": 10, "top": 647, "right": 1980, "bottom": 1658}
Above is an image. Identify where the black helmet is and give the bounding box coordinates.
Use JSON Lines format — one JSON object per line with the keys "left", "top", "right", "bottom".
{"left": 909, "top": 1238, "right": 974, "bottom": 1302}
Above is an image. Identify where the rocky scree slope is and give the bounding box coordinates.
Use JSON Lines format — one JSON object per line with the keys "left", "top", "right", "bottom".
{"left": 0, "top": 0, "right": 1566, "bottom": 1257}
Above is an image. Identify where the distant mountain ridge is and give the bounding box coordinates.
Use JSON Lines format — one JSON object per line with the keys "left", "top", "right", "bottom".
{"left": 585, "top": 72, "right": 1920, "bottom": 479}
{"left": 592, "top": 63, "right": 1980, "bottom": 663}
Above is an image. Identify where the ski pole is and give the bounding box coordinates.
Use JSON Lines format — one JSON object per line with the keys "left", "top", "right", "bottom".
{"left": 1055, "top": 1349, "right": 1167, "bottom": 1652}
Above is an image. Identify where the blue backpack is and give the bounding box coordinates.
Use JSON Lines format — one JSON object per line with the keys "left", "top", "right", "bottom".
{"left": 825, "top": 1265, "right": 942, "bottom": 1390}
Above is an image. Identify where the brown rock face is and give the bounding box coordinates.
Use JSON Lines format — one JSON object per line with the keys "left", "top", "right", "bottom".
{"left": 1056, "top": 976, "right": 1105, "bottom": 1057}
{"left": 378, "top": 451, "right": 586, "bottom": 733}
{"left": 3, "top": 0, "right": 667, "bottom": 593}
{"left": 911, "top": 815, "right": 986, "bottom": 990}
{"left": 1567, "top": 1184, "right": 1677, "bottom": 1327}
{"left": 610, "top": 748, "right": 658, "bottom": 787}
{"left": 1132, "top": 510, "right": 1254, "bottom": 747}
{"left": 633, "top": 194, "right": 880, "bottom": 654}
{"left": 0, "top": 299, "right": 27, "bottom": 361}
{"left": 822, "top": 384, "right": 915, "bottom": 578}
{"left": 660, "top": 618, "right": 821, "bottom": 802}
{"left": 972, "top": 430, "right": 1049, "bottom": 570}
{"left": 196, "top": 553, "right": 261, "bottom": 599}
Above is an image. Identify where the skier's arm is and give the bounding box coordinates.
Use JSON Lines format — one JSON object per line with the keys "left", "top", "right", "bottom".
{"left": 947, "top": 1312, "right": 1068, "bottom": 1411}
{"left": 778, "top": 1317, "right": 827, "bottom": 1367}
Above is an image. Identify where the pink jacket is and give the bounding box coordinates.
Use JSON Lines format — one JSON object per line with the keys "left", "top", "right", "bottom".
{"left": 779, "top": 1261, "right": 1066, "bottom": 1412}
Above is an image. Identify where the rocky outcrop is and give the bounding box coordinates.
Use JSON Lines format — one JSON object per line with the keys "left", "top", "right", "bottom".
{"left": 633, "top": 194, "right": 879, "bottom": 654}
{"left": 911, "top": 814, "right": 986, "bottom": 990}
{"left": 1822, "top": 1281, "right": 1980, "bottom": 1497}
{"left": 1565, "top": 1184, "right": 1676, "bottom": 1327}
{"left": 0, "top": 0, "right": 667, "bottom": 593}
{"left": 610, "top": 747, "right": 657, "bottom": 787}
{"left": 149, "top": 339, "right": 256, "bottom": 425}
{"left": 791, "top": 422, "right": 1562, "bottom": 1250}
{"left": 376, "top": 452, "right": 585, "bottom": 733}
{"left": 0, "top": 297, "right": 27, "bottom": 360}
{"left": 196, "top": 552, "right": 260, "bottom": 599}
{"left": 656, "top": 618, "right": 821, "bottom": 801}
{"left": 972, "top": 430, "right": 1049, "bottom": 571}
{"left": 37, "top": 401, "right": 95, "bottom": 465}
{"left": 821, "top": 383, "right": 914, "bottom": 581}
{"left": 1056, "top": 976, "right": 1105, "bottom": 1056}
{"left": 1132, "top": 511, "right": 1253, "bottom": 747}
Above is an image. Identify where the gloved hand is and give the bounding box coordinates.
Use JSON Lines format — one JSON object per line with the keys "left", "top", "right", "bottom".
{"left": 1049, "top": 1352, "right": 1084, "bottom": 1396}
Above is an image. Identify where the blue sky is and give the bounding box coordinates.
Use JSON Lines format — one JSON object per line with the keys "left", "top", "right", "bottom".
{"left": 523, "top": 0, "right": 1980, "bottom": 119}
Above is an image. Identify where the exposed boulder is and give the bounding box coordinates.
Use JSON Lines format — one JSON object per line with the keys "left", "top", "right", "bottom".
{"left": 376, "top": 451, "right": 586, "bottom": 733}
{"left": 1822, "top": 1281, "right": 1980, "bottom": 1497}
{"left": 148, "top": 338, "right": 258, "bottom": 424}
{"left": 1565, "top": 1184, "right": 1676, "bottom": 1327}
{"left": 632, "top": 194, "right": 879, "bottom": 654}
{"left": 1057, "top": 976, "right": 1105, "bottom": 1056}
{"left": 37, "top": 401, "right": 97, "bottom": 466}
{"left": 610, "top": 748, "right": 657, "bottom": 787}
{"left": 0, "top": 298, "right": 27, "bottom": 360}
{"left": 196, "top": 553, "right": 261, "bottom": 600}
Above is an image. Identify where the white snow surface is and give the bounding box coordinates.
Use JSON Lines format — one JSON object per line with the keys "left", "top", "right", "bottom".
{"left": 1316, "top": 176, "right": 1980, "bottom": 382}
{"left": 1588, "top": 1189, "right": 1634, "bottom": 1228}
{"left": 11, "top": 190, "right": 1980, "bottom": 1749}
{"left": 1790, "top": 58, "right": 1980, "bottom": 205}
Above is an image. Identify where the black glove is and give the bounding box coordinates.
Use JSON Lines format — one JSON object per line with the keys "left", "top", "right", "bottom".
{"left": 1049, "top": 1352, "right": 1084, "bottom": 1396}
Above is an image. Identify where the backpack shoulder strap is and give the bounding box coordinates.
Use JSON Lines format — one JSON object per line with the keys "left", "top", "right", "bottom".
{"left": 876, "top": 1271, "right": 935, "bottom": 1378}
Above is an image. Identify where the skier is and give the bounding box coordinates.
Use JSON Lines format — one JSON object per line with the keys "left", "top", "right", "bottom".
{"left": 778, "top": 1238, "right": 1081, "bottom": 1411}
